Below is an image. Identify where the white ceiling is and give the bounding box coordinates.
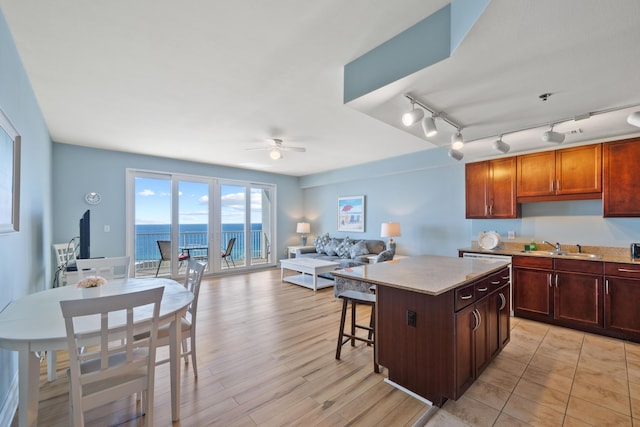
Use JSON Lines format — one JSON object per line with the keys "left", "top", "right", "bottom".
{"left": 1, "top": 0, "right": 640, "bottom": 176}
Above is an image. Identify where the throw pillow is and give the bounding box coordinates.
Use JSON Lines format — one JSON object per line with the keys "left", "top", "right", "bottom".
{"left": 349, "top": 240, "right": 369, "bottom": 259}
{"left": 314, "top": 233, "right": 330, "bottom": 253}
{"left": 323, "top": 238, "right": 340, "bottom": 256}
{"left": 336, "top": 237, "right": 353, "bottom": 258}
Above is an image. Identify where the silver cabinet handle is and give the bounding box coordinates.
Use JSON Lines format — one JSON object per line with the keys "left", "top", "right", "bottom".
{"left": 477, "top": 287, "right": 488, "bottom": 292}
{"left": 499, "top": 293, "right": 506, "bottom": 310}
{"left": 605, "top": 279, "right": 609, "bottom": 295}
{"left": 472, "top": 309, "right": 480, "bottom": 331}
{"left": 502, "top": 275, "right": 510, "bottom": 280}
{"left": 548, "top": 273, "right": 552, "bottom": 287}
{"left": 555, "top": 273, "right": 558, "bottom": 288}
{"left": 490, "top": 280, "right": 501, "bottom": 285}
{"left": 461, "top": 294, "right": 473, "bottom": 300}
{"left": 618, "top": 268, "right": 640, "bottom": 273}
{"left": 476, "top": 309, "right": 482, "bottom": 329}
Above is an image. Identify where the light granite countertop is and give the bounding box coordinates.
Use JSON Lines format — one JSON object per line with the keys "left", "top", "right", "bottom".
{"left": 459, "top": 241, "right": 640, "bottom": 265}
{"left": 332, "top": 254, "right": 509, "bottom": 296}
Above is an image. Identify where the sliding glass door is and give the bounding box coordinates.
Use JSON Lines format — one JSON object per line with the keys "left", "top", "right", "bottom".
{"left": 127, "top": 170, "right": 275, "bottom": 278}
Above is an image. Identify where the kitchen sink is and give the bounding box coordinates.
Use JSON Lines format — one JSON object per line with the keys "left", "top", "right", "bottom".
{"left": 520, "top": 250, "right": 602, "bottom": 259}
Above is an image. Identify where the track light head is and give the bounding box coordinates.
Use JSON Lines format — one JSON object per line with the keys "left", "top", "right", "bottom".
{"left": 493, "top": 138, "right": 510, "bottom": 154}
{"left": 448, "top": 149, "right": 464, "bottom": 161}
{"left": 270, "top": 149, "right": 282, "bottom": 160}
{"left": 421, "top": 116, "right": 438, "bottom": 138}
{"left": 451, "top": 131, "right": 464, "bottom": 150}
{"left": 542, "top": 126, "right": 565, "bottom": 144}
{"left": 628, "top": 111, "right": 640, "bottom": 127}
{"left": 402, "top": 101, "right": 424, "bottom": 126}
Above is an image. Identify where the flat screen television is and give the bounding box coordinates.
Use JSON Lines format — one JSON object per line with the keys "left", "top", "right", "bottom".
{"left": 79, "top": 209, "right": 90, "bottom": 259}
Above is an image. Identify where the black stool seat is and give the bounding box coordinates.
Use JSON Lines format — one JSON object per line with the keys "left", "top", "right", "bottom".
{"left": 335, "top": 290, "right": 379, "bottom": 373}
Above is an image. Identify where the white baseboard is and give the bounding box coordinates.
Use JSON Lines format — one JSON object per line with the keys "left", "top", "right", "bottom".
{"left": 0, "top": 371, "right": 18, "bottom": 427}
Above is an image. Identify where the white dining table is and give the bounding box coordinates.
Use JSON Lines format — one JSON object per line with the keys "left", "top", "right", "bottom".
{"left": 0, "top": 277, "right": 193, "bottom": 427}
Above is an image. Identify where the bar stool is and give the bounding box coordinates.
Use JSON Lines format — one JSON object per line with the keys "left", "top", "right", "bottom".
{"left": 335, "top": 290, "right": 379, "bottom": 373}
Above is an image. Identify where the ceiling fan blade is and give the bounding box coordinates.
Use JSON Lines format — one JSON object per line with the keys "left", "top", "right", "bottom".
{"left": 280, "top": 146, "right": 306, "bottom": 152}
{"left": 245, "top": 147, "right": 271, "bottom": 151}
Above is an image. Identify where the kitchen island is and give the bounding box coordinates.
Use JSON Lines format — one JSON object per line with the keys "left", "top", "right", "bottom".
{"left": 332, "top": 255, "right": 511, "bottom": 407}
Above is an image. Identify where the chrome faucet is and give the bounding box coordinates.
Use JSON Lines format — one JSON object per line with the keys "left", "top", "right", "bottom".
{"left": 542, "top": 240, "right": 561, "bottom": 251}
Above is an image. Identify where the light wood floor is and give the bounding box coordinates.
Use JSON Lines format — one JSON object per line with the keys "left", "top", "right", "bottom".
{"left": 15, "top": 268, "right": 640, "bottom": 426}
{"left": 18, "top": 268, "right": 430, "bottom": 426}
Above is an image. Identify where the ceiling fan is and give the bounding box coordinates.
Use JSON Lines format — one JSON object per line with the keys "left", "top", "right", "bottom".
{"left": 246, "top": 138, "right": 306, "bottom": 160}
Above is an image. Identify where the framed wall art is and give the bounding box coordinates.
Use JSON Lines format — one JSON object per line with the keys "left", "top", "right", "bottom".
{"left": 0, "top": 107, "right": 21, "bottom": 233}
{"left": 338, "top": 195, "right": 365, "bottom": 232}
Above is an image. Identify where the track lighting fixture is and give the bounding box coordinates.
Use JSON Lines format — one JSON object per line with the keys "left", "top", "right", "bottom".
{"left": 402, "top": 101, "right": 424, "bottom": 126}
{"left": 493, "top": 137, "right": 510, "bottom": 154}
{"left": 542, "top": 125, "right": 565, "bottom": 143}
{"left": 421, "top": 116, "right": 438, "bottom": 137}
{"left": 270, "top": 149, "right": 282, "bottom": 160}
{"left": 628, "top": 111, "right": 640, "bottom": 127}
{"left": 448, "top": 149, "right": 464, "bottom": 161}
{"left": 451, "top": 131, "right": 464, "bottom": 150}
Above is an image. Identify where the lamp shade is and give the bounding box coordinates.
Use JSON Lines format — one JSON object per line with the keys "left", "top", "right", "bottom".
{"left": 380, "top": 222, "right": 401, "bottom": 238}
{"left": 402, "top": 108, "right": 424, "bottom": 126}
{"left": 296, "top": 222, "right": 310, "bottom": 234}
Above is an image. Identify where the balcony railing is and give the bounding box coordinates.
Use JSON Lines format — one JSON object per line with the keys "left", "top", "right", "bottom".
{"left": 135, "top": 229, "right": 270, "bottom": 276}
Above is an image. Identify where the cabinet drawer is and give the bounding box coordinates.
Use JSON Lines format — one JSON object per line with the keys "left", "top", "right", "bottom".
{"left": 455, "top": 283, "right": 476, "bottom": 311}
{"left": 512, "top": 256, "right": 553, "bottom": 269}
{"left": 475, "top": 278, "right": 491, "bottom": 299}
{"left": 486, "top": 267, "right": 510, "bottom": 289}
{"left": 555, "top": 259, "right": 603, "bottom": 275}
{"left": 605, "top": 262, "right": 640, "bottom": 278}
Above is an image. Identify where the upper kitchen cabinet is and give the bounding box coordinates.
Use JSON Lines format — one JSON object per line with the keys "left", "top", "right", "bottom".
{"left": 603, "top": 137, "right": 640, "bottom": 217}
{"left": 465, "top": 157, "right": 519, "bottom": 219}
{"left": 517, "top": 144, "right": 602, "bottom": 202}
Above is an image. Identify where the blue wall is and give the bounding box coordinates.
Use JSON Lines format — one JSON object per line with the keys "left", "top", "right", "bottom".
{"left": 0, "top": 9, "right": 53, "bottom": 422}
{"left": 52, "top": 143, "right": 304, "bottom": 261}
{"left": 301, "top": 147, "right": 640, "bottom": 256}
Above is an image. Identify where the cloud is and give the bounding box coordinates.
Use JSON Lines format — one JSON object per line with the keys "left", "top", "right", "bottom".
{"left": 138, "top": 189, "right": 155, "bottom": 197}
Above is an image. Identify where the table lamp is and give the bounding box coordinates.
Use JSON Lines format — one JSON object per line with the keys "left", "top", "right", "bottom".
{"left": 381, "top": 222, "right": 401, "bottom": 254}
{"left": 296, "top": 222, "right": 311, "bottom": 246}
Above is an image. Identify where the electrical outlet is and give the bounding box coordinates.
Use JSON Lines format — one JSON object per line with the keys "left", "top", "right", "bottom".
{"left": 407, "top": 310, "right": 417, "bottom": 327}
{"left": 104, "top": 225, "right": 110, "bottom": 233}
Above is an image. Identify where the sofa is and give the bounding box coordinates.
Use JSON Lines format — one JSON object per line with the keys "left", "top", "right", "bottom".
{"left": 294, "top": 233, "right": 387, "bottom": 269}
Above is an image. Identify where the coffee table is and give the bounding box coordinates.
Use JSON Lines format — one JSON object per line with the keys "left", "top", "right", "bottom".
{"left": 280, "top": 258, "right": 340, "bottom": 291}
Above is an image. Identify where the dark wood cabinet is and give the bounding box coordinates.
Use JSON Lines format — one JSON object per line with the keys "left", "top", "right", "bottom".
{"left": 512, "top": 256, "right": 553, "bottom": 321}
{"left": 453, "top": 270, "right": 509, "bottom": 399}
{"left": 377, "top": 265, "right": 510, "bottom": 406}
{"left": 465, "top": 157, "right": 518, "bottom": 219}
{"left": 553, "top": 259, "right": 603, "bottom": 329}
{"left": 603, "top": 137, "right": 640, "bottom": 217}
{"left": 604, "top": 263, "right": 640, "bottom": 339}
{"left": 517, "top": 144, "right": 602, "bottom": 202}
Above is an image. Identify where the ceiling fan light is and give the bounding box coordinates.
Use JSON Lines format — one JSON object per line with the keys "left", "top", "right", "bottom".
{"left": 421, "top": 116, "right": 438, "bottom": 137}
{"left": 402, "top": 108, "right": 424, "bottom": 126}
{"left": 627, "top": 111, "right": 640, "bottom": 127}
{"left": 448, "top": 149, "right": 464, "bottom": 161}
{"left": 451, "top": 131, "right": 464, "bottom": 150}
{"left": 493, "top": 138, "right": 510, "bottom": 154}
{"left": 542, "top": 129, "right": 565, "bottom": 143}
{"left": 270, "top": 149, "right": 282, "bottom": 160}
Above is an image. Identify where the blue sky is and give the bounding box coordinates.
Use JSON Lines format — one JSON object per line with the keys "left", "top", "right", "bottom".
{"left": 134, "top": 177, "right": 264, "bottom": 225}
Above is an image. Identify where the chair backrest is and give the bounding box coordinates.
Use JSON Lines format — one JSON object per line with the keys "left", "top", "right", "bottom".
{"left": 157, "top": 240, "right": 172, "bottom": 261}
{"left": 76, "top": 256, "right": 131, "bottom": 280}
{"left": 222, "top": 237, "right": 236, "bottom": 257}
{"left": 53, "top": 242, "right": 77, "bottom": 268}
{"left": 60, "top": 286, "right": 164, "bottom": 426}
{"left": 183, "top": 260, "right": 206, "bottom": 324}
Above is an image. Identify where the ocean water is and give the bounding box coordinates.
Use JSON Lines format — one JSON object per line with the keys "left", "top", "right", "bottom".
{"left": 135, "top": 223, "right": 263, "bottom": 260}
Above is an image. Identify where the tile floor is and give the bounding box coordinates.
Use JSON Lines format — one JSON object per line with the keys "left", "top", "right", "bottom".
{"left": 425, "top": 317, "right": 640, "bottom": 426}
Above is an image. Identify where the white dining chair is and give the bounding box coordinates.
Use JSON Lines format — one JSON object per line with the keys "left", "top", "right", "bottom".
{"left": 76, "top": 256, "right": 131, "bottom": 280}
{"left": 60, "top": 286, "right": 164, "bottom": 427}
{"left": 139, "top": 259, "right": 205, "bottom": 376}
